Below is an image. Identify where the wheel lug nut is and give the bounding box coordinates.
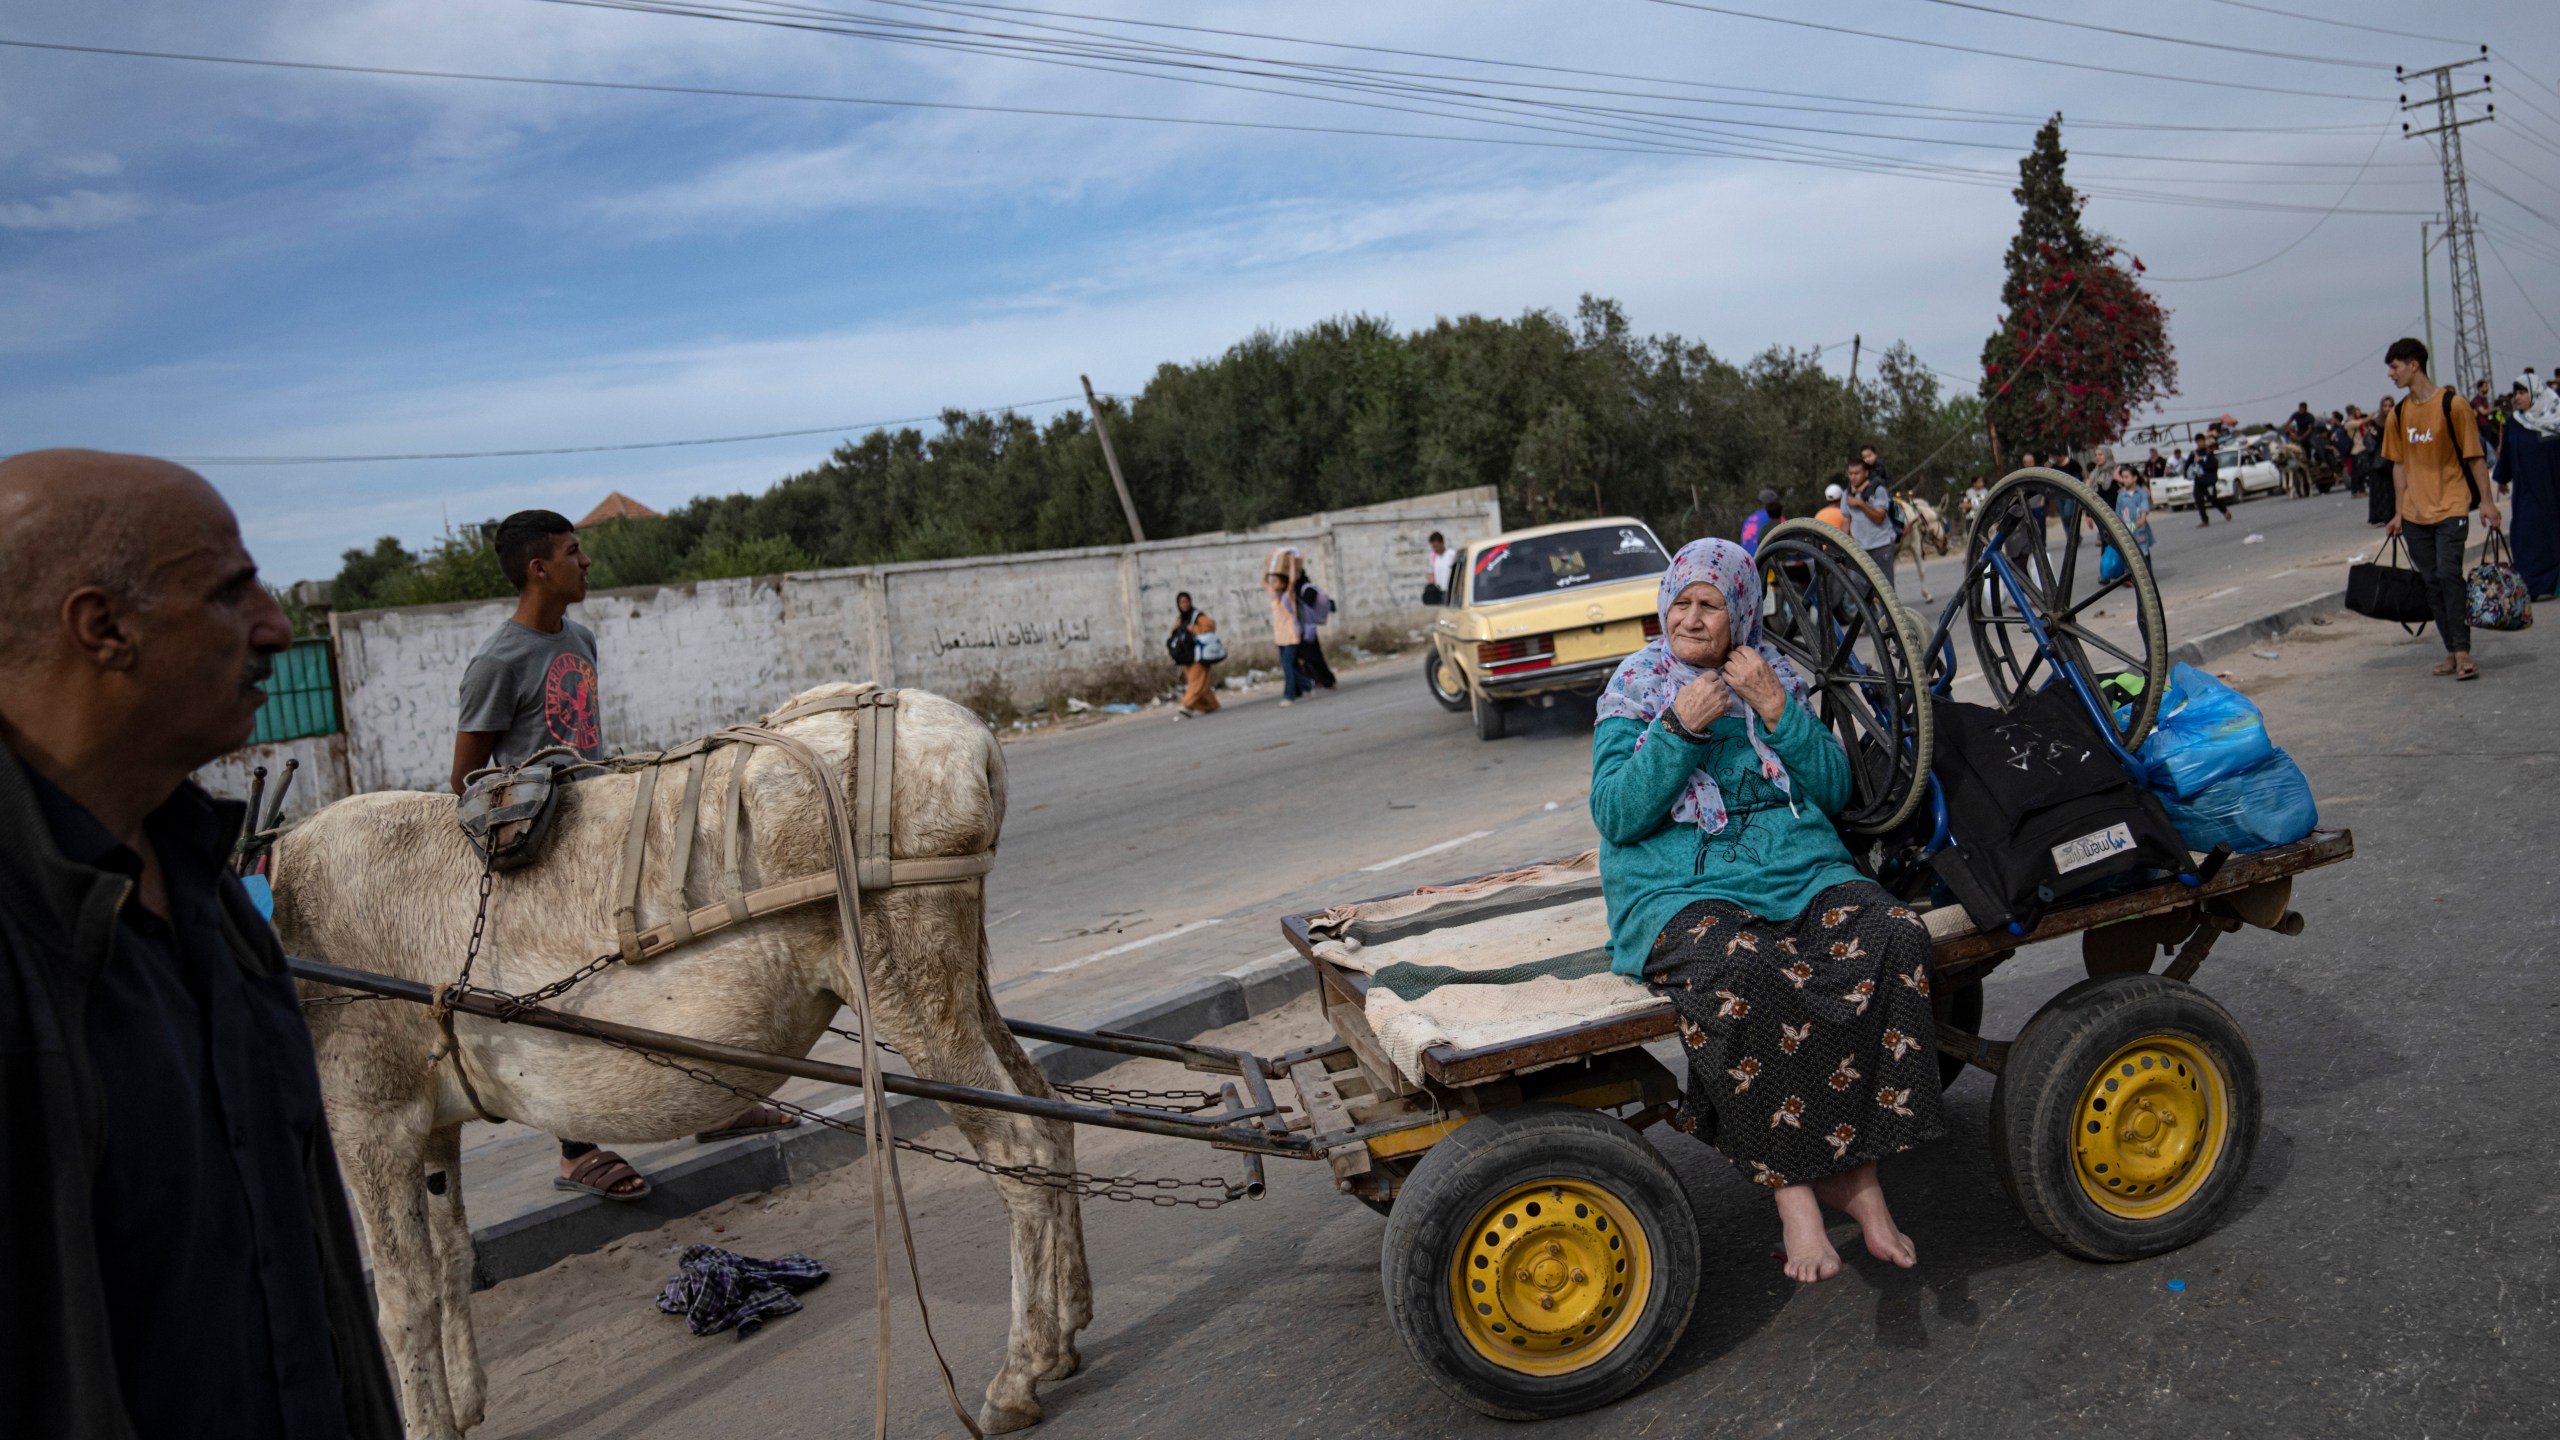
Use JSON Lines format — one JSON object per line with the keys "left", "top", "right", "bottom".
{"left": 1539, "top": 1295, "right": 1556, "bottom": 1310}
{"left": 1570, "top": 1269, "right": 1587, "bottom": 1284}
{"left": 1545, "top": 1242, "right": 1563, "bottom": 1257}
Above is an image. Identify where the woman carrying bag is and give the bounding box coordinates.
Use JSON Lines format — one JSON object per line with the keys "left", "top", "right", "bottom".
{"left": 1168, "top": 591, "right": 1224, "bottom": 719}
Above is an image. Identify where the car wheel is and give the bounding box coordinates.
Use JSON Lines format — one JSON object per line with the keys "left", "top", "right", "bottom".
{"left": 1425, "top": 648, "right": 1470, "bottom": 712}
{"left": 1472, "top": 690, "right": 1508, "bottom": 741}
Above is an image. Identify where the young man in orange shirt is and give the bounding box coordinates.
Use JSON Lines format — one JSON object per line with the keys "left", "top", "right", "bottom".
{"left": 2382, "top": 337, "right": 2501, "bottom": 680}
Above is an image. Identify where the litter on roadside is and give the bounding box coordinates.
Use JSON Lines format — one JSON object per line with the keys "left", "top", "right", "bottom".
{"left": 2251, "top": 648, "right": 2281, "bottom": 660}
{"left": 656, "top": 1245, "right": 830, "bottom": 1340}
{"left": 2242, "top": 533, "right": 2266, "bottom": 544}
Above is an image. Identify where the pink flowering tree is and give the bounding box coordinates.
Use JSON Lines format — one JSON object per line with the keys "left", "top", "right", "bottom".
{"left": 1979, "top": 116, "right": 2177, "bottom": 462}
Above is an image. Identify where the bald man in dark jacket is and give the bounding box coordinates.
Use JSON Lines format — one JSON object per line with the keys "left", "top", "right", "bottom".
{"left": 0, "top": 450, "right": 399, "bottom": 1438}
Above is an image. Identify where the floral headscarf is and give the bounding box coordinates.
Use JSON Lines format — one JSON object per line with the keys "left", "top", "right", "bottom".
{"left": 2513, "top": 371, "right": 2560, "bottom": 436}
{"left": 1595, "top": 538, "right": 1811, "bottom": 833}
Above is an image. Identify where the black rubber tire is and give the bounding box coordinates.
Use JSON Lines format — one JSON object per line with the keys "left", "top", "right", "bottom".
{"left": 1937, "top": 977, "right": 1985, "bottom": 1093}
{"left": 1753, "top": 518, "right": 1933, "bottom": 835}
{"left": 1472, "top": 689, "right": 1508, "bottom": 742}
{"left": 1381, "top": 1105, "right": 1699, "bottom": 1421}
{"left": 1425, "top": 647, "right": 1471, "bottom": 711}
{"left": 1988, "top": 974, "right": 2261, "bottom": 1263}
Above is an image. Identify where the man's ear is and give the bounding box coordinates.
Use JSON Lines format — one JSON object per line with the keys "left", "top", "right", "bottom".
{"left": 62, "top": 586, "right": 142, "bottom": 672}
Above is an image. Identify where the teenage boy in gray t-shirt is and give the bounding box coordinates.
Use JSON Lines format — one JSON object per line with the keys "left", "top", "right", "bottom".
{"left": 449, "top": 510, "right": 792, "bottom": 1199}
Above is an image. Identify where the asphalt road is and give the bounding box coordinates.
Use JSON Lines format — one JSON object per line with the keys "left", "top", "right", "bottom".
{"left": 983, "top": 490, "right": 2385, "bottom": 1028}
{"left": 466, "top": 498, "right": 2554, "bottom": 1439}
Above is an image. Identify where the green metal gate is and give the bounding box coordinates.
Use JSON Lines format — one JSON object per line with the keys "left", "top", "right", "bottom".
{"left": 249, "top": 637, "right": 340, "bottom": 744}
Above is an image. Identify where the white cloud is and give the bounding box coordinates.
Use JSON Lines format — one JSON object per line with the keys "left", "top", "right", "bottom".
{"left": 45, "top": 150, "right": 123, "bottom": 178}
{"left": 0, "top": 188, "right": 149, "bottom": 231}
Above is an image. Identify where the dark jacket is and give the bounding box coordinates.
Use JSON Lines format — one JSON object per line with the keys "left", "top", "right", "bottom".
{"left": 0, "top": 746, "right": 402, "bottom": 1440}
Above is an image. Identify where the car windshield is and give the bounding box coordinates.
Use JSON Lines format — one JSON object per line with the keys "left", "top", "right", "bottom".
{"left": 1469, "top": 524, "right": 1669, "bottom": 603}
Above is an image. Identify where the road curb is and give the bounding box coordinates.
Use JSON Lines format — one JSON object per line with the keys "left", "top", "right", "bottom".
{"left": 469, "top": 946, "right": 1317, "bottom": 1289}
{"left": 2165, "top": 591, "right": 2343, "bottom": 670}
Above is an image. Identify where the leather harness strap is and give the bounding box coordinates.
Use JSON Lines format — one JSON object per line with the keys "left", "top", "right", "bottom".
{"left": 662, "top": 749, "right": 709, "bottom": 948}
{"left": 611, "top": 764, "right": 661, "bottom": 964}
{"left": 602, "top": 686, "right": 994, "bottom": 967}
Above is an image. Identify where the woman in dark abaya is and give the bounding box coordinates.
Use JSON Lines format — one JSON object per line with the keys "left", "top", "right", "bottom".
{"left": 2494, "top": 374, "right": 2560, "bottom": 600}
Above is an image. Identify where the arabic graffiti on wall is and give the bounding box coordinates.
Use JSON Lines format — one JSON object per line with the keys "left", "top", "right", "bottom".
{"left": 927, "top": 614, "right": 1097, "bottom": 657}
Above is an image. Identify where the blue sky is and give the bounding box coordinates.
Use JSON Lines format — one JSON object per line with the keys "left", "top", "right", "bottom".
{"left": 3, "top": 0, "right": 2555, "bottom": 583}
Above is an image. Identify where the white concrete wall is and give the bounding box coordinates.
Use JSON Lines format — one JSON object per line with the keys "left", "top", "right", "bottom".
{"left": 315, "top": 487, "right": 1501, "bottom": 793}
{"left": 193, "top": 732, "right": 353, "bottom": 820}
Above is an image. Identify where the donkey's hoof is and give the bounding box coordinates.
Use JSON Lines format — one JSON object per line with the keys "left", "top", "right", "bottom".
{"left": 979, "top": 1398, "right": 1043, "bottom": 1434}
{"left": 1038, "top": 1343, "right": 1082, "bottom": 1382}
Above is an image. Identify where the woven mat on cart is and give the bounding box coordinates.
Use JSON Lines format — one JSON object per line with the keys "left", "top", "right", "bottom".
{"left": 1304, "top": 852, "right": 1982, "bottom": 1084}
{"left": 1303, "top": 853, "right": 1656, "bottom": 1083}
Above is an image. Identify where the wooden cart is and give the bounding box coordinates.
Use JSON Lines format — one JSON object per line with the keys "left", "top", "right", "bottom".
{"left": 1267, "top": 828, "right": 2354, "bottom": 1420}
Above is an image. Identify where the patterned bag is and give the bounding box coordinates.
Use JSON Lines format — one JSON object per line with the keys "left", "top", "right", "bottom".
{"left": 2466, "top": 528, "right": 2534, "bottom": 632}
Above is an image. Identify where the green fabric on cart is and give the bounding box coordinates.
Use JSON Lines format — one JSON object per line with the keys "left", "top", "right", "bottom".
{"left": 1368, "top": 948, "right": 1617, "bottom": 1000}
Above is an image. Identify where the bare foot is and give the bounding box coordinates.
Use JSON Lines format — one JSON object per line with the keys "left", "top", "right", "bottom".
{"left": 1813, "top": 1163, "right": 1917, "bottom": 1269}
{"left": 1773, "top": 1184, "right": 1842, "bottom": 1283}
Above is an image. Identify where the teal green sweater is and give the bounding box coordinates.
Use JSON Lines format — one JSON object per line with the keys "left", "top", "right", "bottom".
{"left": 1589, "top": 697, "right": 1868, "bottom": 976}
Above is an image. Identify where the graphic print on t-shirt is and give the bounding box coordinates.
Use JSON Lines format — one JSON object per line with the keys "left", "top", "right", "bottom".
{"left": 543, "top": 652, "right": 601, "bottom": 749}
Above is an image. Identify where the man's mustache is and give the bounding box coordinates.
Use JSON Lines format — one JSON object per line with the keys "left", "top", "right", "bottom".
{"left": 242, "top": 650, "right": 275, "bottom": 696}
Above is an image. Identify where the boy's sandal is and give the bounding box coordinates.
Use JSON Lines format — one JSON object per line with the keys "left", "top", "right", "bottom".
{"left": 554, "top": 1150, "right": 652, "bottom": 1200}
{"left": 2431, "top": 658, "right": 2458, "bottom": 676}
{"left": 2455, "top": 659, "right": 2481, "bottom": 681}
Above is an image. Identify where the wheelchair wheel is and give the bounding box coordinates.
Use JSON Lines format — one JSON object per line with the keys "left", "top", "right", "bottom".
{"left": 1963, "top": 468, "right": 2170, "bottom": 752}
{"left": 1754, "top": 520, "right": 1931, "bottom": 835}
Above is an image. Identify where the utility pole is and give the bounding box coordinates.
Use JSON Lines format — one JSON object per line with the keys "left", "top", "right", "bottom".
{"left": 1848, "top": 333, "right": 1862, "bottom": 385}
{"left": 1080, "top": 374, "right": 1146, "bottom": 544}
{"left": 2420, "top": 221, "right": 2436, "bottom": 364}
{"left": 2399, "top": 48, "right": 2495, "bottom": 394}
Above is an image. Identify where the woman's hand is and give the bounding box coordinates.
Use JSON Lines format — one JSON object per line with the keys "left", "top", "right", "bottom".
{"left": 1722, "top": 647, "right": 1789, "bottom": 726}
{"left": 1671, "top": 672, "right": 1731, "bottom": 733}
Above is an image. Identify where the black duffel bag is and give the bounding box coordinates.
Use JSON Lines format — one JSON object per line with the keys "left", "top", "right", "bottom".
{"left": 1926, "top": 685, "right": 2192, "bottom": 935}
{"left": 2345, "top": 534, "right": 2432, "bottom": 630}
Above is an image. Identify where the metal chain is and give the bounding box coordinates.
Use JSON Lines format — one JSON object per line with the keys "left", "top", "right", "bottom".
{"left": 565, "top": 1007, "right": 1251, "bottom": 1208}
{"left": 824, "top": 1025, "right": 1223, "bottom": 1112}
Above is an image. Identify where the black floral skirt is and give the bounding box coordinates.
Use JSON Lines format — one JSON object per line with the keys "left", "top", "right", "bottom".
{"left": 1643, "top": 879, "right": 1948, "bottom": 1190}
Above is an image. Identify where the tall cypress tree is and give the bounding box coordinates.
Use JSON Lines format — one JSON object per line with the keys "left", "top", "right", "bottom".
{"left": 1979, "top": 116, "right": 2176, "bottom": 462}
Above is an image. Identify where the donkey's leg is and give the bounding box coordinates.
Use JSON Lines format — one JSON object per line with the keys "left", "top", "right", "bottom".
{"left": 868, "top": 956, "right": 1077, "bottom": 1432}
{"left": 422, "top": 1124, "right": 487, "bottom": 1432}
{"left": 333, "top": 1094, "right": 462, "bottom": 1440}
{"left": 979, "top": 983, "right": 1091, "bottom": 1375}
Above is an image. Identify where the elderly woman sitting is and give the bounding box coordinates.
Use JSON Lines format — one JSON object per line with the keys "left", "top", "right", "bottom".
{"left": 1590, "top": 538, "right": 1945, "bottom": 1283}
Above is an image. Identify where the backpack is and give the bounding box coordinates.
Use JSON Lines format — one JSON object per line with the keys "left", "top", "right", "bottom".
{"left": 2382, "top": 390, "right": 2479, "bottom": 513}
{"left": 1924, "top": 685, "right": 2193, "bottom": 934}
{"left": 1296, "top": 581, "right": 1334, "bottom": 628}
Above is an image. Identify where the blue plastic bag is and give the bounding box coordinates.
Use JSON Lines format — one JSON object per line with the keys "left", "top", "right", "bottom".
{"left": 2135, "top": 663, "right": 2273, "bottom": 800}
{"left": 2099, "top": 544, "right": 2127, "bottom": 583}
{"left": 2162, "top": 750, "right": 2319, "bottom": 854}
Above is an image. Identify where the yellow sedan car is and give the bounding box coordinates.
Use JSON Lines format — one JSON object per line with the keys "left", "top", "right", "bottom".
{"left": 1422, "top": 516, "right": 1673, "bottom": 740}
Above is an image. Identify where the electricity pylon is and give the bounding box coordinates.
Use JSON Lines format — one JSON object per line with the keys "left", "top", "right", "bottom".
{"left": 2400, "top": 49, "right": 2495, "bottom": 394}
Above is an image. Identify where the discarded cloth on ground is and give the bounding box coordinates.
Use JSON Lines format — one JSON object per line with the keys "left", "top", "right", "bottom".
{"left": 656, "top": 1244, "right": 830, "bottom": 1339}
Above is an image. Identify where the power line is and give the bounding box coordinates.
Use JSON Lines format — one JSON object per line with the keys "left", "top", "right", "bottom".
{"left": 536, "top": 0, "right": 2439, "bottom": 214}
{"left": 2491, "top": 47, "right": 2560, "bottom": 105}
{"left": 0, "top": 32, "right": 2430, "bottom": 218}
{"left": 2482, "top": 233, "right": 2560, "bottom": 350}
{"left": 782, "top": 0, "right": 2385, "bottom": 134}
{"left": 1895, "top": 0, "right": 2389, "bottom": 70}
{"left": 2148, "top": 120, "right": 2394, "bottom": 282}
{"left": 2142, "top": 322, "right": 2421, "bottom": 418}
{"left": 2199, "top": 0, "right": 2449, "bottom": 44}
{"left": 1638, "top": 0, "right": 2380, "bottom": 101}
{"left": 167, "top": 393, "right": 1094, "bottom": 465}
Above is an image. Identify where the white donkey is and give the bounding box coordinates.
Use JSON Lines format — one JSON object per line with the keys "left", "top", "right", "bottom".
{"left": 1894, "top": 495, "right": 1955, "bottom": 603}
{"left": 274, "top": 683, "right": 1089, "bottom": 1438}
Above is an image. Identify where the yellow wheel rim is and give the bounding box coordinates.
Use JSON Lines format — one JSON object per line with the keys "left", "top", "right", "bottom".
{"left": 1448, "top": 1179, "right": 1652, "bottom": 1376}
{"left": 2072, "top": 1033, "right": 2230, "bottom": 1219}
